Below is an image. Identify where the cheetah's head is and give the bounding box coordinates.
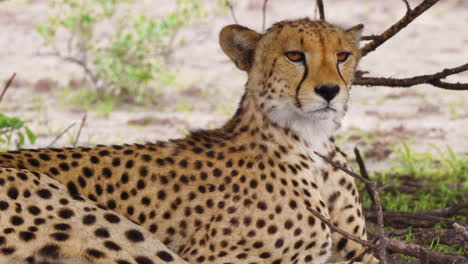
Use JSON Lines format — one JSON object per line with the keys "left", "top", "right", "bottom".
{"left": 220, "top": 18, "right": 363, "bottom": 145}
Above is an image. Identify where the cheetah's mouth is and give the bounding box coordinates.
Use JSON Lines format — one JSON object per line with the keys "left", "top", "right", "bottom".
{"left": 311, "top": 106, "right": 337, "bottom": 113}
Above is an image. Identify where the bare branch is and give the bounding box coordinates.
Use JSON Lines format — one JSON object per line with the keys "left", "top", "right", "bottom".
{"left": 361, "top": 0, "right": 440, "bottom": 57}
{"left": 306, "top": 207, "right": 376, "bottom": 249}
{"left": 354, "top": 62, "right": 468, "bottom": 91}
{"left": 316, "top": 0, "right": 326, "bottom": 21}
{"left": 354, "top": 147, "right": 375, "bottom": 206}
{"left": 0, "top": 73, "right": 16, "bottom": 104}
{"left": 354, "top": 148, "right": 387, "bottom": 263}
{"left": 315, "top": 150, "right": 468, "bottom": 263}
{"left": 315, "top": 150, "right": 388, "bottom": 263}
{"left": 261, "top": 0, "right": 269, "bottom": 32}
{"left": 48, "top": 123, "right": 76, "bottom": 148}
{"left": 360, "top": 35, "right": 380, "bottom": 41}
{"left": 429, "top": 79, "right": 468, "bottom": 90}
{"left": 402, "top": 0, "right": 411, "bottom": 14}
{"left": 36, "top": 51, "right": 99, "bottom": 90}
{"left": 422, "top": 202, "right": 468, "bottom": 217}
{"left": 73, "top": 114, "right": 87, "bottom": 147}
{"left": 225, "top": 0, "right": 238, "bottom": 24}
{"left": 386, "top": 238, "right": 467, "bottom": 264}
{"left": 314, "top": 151, "right": 373, "bottom": 185}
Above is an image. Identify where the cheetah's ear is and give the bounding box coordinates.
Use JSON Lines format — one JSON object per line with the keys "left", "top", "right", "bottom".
{"left": 220, "top": 25, "right": 262, "bottom": 71}
{"left": 345, "top": 24, "right": 364, "bottom": 43}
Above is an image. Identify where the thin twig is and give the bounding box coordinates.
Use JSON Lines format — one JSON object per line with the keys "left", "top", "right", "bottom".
{"left": 314, "top": 151, "right": 373, "bottom": 185}
{"left": 360, "top": 35, "right": 380, "bottom": 41}
{"left": 402, "top": 0, "right": 412, "bottom": 14}
{"left": 36, "top": 51, "right": 99, "bottom": 90}
{"left": 73, "top": 114, "right": 87, "bottom": 147}
{"left": 308, "top": 207, "right": 467, "bottom": 263}
{"left": 315, "top": 151, "right": 467, "bottom": 263}
{"left": 316, "top": 0, "right": 326, "bottom": 21}
{"left": 347, "top": 239, "right": 377, "bottom": 264}
{"left": 306, "top": 207, "right": 376, "bottom": 249}
{"left": 0, "top": 73, "right": 16, "bottom": 104}
{"left": 386, "top": 238, "right": 467, "bottom": 263}
{"left": 47, "top": 123, "right": 75, "bottom": 147}
{"left": 429, "top": 79, "right": 468, "bottom": 90}
{"left": 361, "top": 0, "right": 440, "bottom": 57}
{"left": 354, "top": 147, "right": 375, "bottom": 206}
{"left": 316, "top": 150, "right": 388, "bottom": 263}
{"left": 354, "top": 148, "right": 388, "bottom": 264}
{"left": 354, "top": 62, "right": 468, "bottom": 91}
{"left": 261, "top": 0, "right": 269, "bottom": 32}
{"left": 225, "top": 0, "right": 238, "bottom": 24}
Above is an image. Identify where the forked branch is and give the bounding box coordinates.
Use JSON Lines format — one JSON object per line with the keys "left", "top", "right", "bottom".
{"left": 360, "top": 0, "right": 440, "bottom": 57}
{"left": 354, "top": 0, "right": 468, "bottom": 90}
{"left": 312, "top": 149, "right": 468, "bottom": 264}
{"left": 354, "top": 63, "right": 468, "bottom": 90}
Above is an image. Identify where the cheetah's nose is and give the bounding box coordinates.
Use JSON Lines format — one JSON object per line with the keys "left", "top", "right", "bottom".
{"left": 314, "top": 85, "right": 340, "bottom": 102}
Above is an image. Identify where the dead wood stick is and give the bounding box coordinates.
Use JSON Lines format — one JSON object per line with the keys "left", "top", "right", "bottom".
{"left": 386, "top": 238, "right": 467, "bottom": 264}
{"left": 308, "top": 206, "right": 468, "bottom": 264}
{"left": 354, "top": 147, "right": 375, "bottom": 206}
{"left": 422, "top": 202, "right": 468, "bottom": 217}
{"left": 261, "top": 0, "right": 269, "bottom": 32}
{"left": 315, "top": 150, "right": 388, "bottom": 263}
{"left": 316, "top": 0, "right": 325, "bottom": 21}
{"left": 353, "top": 148, "right": 387, "bottom": 263}
{"left": 402, "top": 0, "right": 411, "bottom": 14}
{"left": 361, "top": 0, "right": 440, "bottom": 57}
{"left": 0, "top": 73, "right": 16, "bottom": 103}
{"left": 306, "top": 207, "right": 376, "bottom": 249}
{"left": 47, "top": 123, "right": 75, "bottom": 147}
{"left": 354, "top": 62, "right": 468, "bottom": 91}
{"left": 314, "top": 151, "right": 468, "bottom": 263}
{"left": 73, "top": 114, "right": 87, "bottom": 147}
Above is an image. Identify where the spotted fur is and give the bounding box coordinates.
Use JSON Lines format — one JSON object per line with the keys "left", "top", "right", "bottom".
{"left": 0, "top": 18, "right": 378, "bottom": 264}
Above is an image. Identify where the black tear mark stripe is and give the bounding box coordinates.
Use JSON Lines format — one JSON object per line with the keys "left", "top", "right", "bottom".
{"left": 335, "top": 63, "right": 346, "bottom": 86}
{"left": 295, "top": 61, "right": 309, "bottom": 108}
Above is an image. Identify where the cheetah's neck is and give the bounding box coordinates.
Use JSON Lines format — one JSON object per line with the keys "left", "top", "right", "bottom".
{"left": 221, "top": 92, "right": 335, "bottom": 169}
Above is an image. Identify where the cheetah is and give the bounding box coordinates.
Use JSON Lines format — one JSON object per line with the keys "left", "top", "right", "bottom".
{"left": 0, "top": 18, "right": 379, "bottom": 264}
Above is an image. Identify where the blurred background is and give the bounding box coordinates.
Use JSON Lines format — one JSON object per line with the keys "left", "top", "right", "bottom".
{"left": 0, "top": 0, "right": 467, "bottom": 171}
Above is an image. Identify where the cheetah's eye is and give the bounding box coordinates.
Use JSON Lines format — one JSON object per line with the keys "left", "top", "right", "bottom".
{"left": 285, "top": 52, "right": 305, "bottom": 62}
{"left": 337, "top": 52, "right": 350, "bottom": 63}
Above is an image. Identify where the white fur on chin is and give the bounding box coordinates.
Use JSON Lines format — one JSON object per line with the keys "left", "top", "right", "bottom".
{"left": 265, "top": 99, "right": 346, "bottom": 170}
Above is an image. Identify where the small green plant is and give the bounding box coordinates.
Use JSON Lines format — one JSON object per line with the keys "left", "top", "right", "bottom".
{"left": 0, "top": 114, "right": 36, "bottom": 151}
{"left": 0, "top": 75, "right": 37, "bottom": 151}
{"left": 37, "top": 0, "right": 206, "bottom": 103}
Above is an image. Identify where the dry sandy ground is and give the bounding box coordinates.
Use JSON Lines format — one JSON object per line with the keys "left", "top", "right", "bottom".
{"left": 0, "top": 0, "right": 467, "bottom": 170}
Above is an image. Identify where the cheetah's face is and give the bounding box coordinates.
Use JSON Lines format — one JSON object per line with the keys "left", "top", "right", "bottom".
{"left": 220, "top": 19, "right": 363, "bottom": 140}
